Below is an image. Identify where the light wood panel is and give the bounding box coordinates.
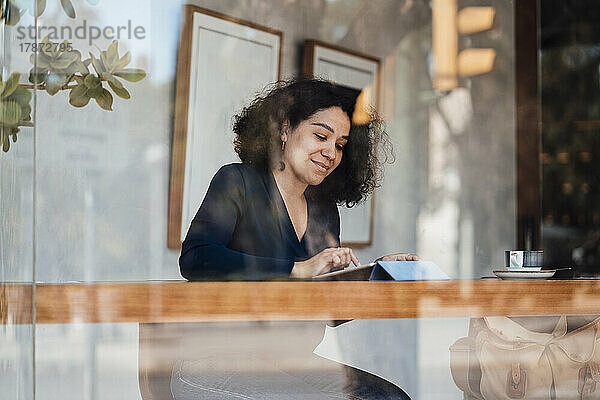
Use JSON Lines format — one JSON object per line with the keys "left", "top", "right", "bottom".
{"left": 166, "top": 5, "right": 196, "bottom": 249}
{"left": 0, "top": 284, "right": 33, "bottom": 325}
{"left": 16, "top": 280, "right": 600, "bottom": 324}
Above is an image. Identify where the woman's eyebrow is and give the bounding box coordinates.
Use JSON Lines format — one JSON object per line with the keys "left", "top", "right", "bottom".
{"left": 311, "top": 122, "right": 334, "bottom": 133}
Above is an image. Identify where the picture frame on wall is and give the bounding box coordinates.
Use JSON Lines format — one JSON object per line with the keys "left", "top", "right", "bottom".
{"left": 168, "top": 6, "right": 282, "bottom": 248}
{"left": 302, "top": 40, "right": 380, "bottom": 246}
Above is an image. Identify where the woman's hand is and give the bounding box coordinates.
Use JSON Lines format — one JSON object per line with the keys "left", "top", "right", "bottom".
{"left": 290, "top": 247, "right": 360, "bottom": 278}
{"left": 376, "top": 253, "right": 420, "bottom": 262}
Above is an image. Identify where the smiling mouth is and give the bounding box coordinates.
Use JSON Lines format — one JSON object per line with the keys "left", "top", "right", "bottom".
{"left": 312, "top": 160, "right": 330, "bottom": 172}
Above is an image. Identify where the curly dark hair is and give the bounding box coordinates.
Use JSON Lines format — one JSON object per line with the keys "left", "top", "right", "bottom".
{"left": 233, "top": 78, "right": 393, "bottom": 207}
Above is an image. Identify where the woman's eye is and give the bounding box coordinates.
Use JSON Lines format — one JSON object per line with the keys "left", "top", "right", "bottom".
{"left": 336, "top": 144, "right": 345, "bottom": 151}
{"left": 314, "top": 133, "right": 327, "bottom": 141}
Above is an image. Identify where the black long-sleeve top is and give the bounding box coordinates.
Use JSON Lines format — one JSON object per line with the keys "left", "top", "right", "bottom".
{"left": 179, "top": 163, "right": 341, "bottom": 280}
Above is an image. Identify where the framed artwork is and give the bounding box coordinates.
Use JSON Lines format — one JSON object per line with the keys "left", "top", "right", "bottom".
{"left": 168, "top": 6, "right": 282, "bottom": 248}
{"left": 302, "top": 40, "right": 380, "bottom": 246}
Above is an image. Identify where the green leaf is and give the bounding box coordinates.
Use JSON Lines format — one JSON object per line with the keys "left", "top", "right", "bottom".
{"left": 8, "top": 87, "right": 33, "bottom": 106}
{"left": 20, "top": 103, "right": 32, "bottom": 121}
{"left": 112, "top": 51, "right": 131, "bottom": 71}
{"left": 32, "top": 53, "right": 52, "bottom": 69}
{"left": 69, "top": 85, "right": 91, "bottom": 107}
{"left": 59, "top": 48, "right": 81, "bottom": 63}
{"left": 106, "top": 41, "right": 119, "bottom": 66}
{"left": 113, "top": 68, "right": 146, "bottom": 82}
{"left": 89, "top": 53, "right": 104, "bottom": 75}
{"left": 60, "top": 0, "right": 75, "bottom": 18}
{"left": 2, "top": 132, "right": 10, "bottom": 152}
{"left": 5, "top": 2, "right": 22, "bottom": 26}
{"left": 40, "top": 36, "right": 55, "bottom": 58}
{"left": 101, "top": 72, "right": 123, "bottom": 89}
{"left": 75, "top": 60, "right": 90, "bottom": 75}
{"left": 50, "top": 56, "right": 77, "bottom": 70}
{"left": 95, "top": 89, "right": 113, "bottom": 111}
{"left": 1, "top": 72, "right": 21, "bottom": 99}
{"left": 0, "top": 101, "right": 22, "bottom": 125}
{"left": 87, "top": 86, "right": 103, "bottom": 98}
{"left": 63, "top": 63, "right": 80, "bottom": 76}
{"left": 108, "top": 81, "right": 130, "bottom": 99}
{"left": 12, "top": 0, "right": 31, "bottom": 14}
{"left": 84, "top": 73, "right": 101, "bottom": 89}
{"left": 0, "top": 126, "right": 19, "bottom": 151}
{"left": 45, "top": 73, "right": 68, "bottom": 95}
{"left": 35, "top": 0, "right": 46, "bottom": 16}
{"left": 70, "top": 84, "right": 87, "bottom": 97}
{"left": 9, "top": 0, "right": 29, "bottom": 9}
{"left": 29, "top": 68, "right": 48, "bottom": 85}
{"left": 99, "top": 51, "right": 109, "bottom": 73}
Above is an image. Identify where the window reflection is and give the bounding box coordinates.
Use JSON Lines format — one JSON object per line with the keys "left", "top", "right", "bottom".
{"left": 2, "top": 1, "right": 600, "bottom": 400}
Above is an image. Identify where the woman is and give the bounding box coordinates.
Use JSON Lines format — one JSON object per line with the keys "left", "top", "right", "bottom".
{"left": 179, "top": 78, "right": 417, "bottom": 280}
{"left": 177, "top": 79, "right": 414, "bottom": 399}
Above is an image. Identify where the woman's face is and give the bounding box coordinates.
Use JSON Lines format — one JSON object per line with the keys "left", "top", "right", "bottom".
{"left": 281, "top": 106, "right": 351, "bottom": 186}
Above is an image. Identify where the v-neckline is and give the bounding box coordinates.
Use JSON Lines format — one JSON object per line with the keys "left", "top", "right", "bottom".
{"left": 291, "top": 196, "right": 309, "bottom": 243}
{"left": 270, "top": 172, "right": 309, "bottom": 245}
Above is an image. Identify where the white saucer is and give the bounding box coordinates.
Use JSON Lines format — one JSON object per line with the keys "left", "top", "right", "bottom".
{"left": 493, "top": 269, "right": 555, "bottom": 280}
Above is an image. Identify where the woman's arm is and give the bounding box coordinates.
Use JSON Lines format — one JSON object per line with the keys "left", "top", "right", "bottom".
{"left": 179, "top": 165, "right": 293, "bottom": 280}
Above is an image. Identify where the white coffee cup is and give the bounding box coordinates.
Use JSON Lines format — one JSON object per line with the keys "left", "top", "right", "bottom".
{"left": 505, "top": 250, "right": 543, "bottom": 270}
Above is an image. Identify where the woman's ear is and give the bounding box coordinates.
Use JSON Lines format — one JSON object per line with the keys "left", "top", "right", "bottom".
{"left": 280, "top": 120, "right": 290, "bottom": 142}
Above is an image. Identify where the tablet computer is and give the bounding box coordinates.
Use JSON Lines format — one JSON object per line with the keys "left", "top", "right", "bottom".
{"left": 312, "top": 262, "right": 376, "bottom": 280}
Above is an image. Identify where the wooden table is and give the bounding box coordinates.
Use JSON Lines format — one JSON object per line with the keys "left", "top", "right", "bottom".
{"left": 2, "top": 280, "right": 600, "bottom": 325}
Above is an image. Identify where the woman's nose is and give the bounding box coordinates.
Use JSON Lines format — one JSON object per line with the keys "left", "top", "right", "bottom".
{"left": 322, "top": 141, "right": 335, "bottom": 159}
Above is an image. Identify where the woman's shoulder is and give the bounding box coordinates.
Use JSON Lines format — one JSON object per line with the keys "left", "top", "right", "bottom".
{"left": 216, "top": 162, "right": 264, "bottom": 181}
{"left": 212, "top": 163, "right": 268, "bottom": 192}
{"left": 209, "top": 163, "right": 269, "bottom": 208}
{"left": 211, "top": 163, "right": 242, "bottom": 184}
